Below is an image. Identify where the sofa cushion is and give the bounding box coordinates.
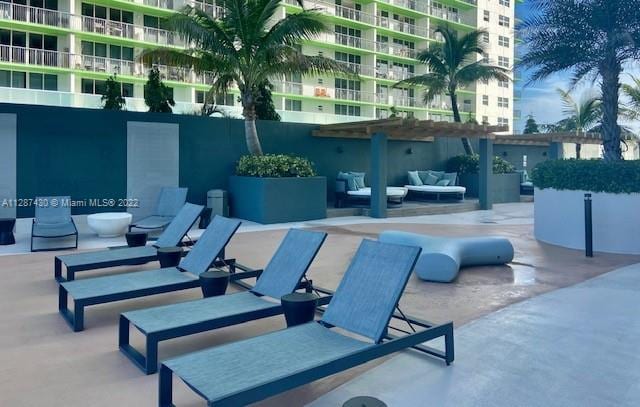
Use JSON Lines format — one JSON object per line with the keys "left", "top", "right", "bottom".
{"left": 428, "top": 170, "right": 446, "bottom": 181}
{"left": 436, "top": 179, "right": 451, "bottom": 186}
{"left": 423, "top": 173, "right": 439, "bottom": 185}
{"left": 337, "top": 172, "right": 358, "bottom": 191}
{"left": 408, "top": 171, "right": 423, "bottom": 186}
{"left": 443, "top": 172, "right": 458, "bottom": 186}
{"left": 350, "top": 172, "right": 366, "bottom": 189}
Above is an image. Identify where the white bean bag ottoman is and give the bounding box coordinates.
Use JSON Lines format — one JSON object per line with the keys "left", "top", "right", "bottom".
{"left": 379, "top": 231, "right": 514, "bottom": 282}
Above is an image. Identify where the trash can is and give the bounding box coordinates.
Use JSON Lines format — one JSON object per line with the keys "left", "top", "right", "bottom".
{"left": 207, "top": 189, "right": 229, "bottom": 218}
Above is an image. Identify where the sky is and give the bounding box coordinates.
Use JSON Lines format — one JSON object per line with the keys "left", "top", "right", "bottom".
{"left": 513, "top": 3, "right": 639, "bottom": 133}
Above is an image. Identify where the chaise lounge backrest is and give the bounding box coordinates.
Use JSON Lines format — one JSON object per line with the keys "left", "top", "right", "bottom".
{"left": 35, "top": 196, "right": 72, "bottom": 225}
{"left": 154, "top": 203, "right": 204, "bottom": 248}
{"left": 252, "top": 229, "right": 327, "bottom": 299}
{"left": 321, "top": 239, "right": 421, "bottom": 343}
{"left": 178, "top": 216, "right": 241, "bottom": 275}
{"left": 154, "top": 187, "right": 188, "bottom": 217}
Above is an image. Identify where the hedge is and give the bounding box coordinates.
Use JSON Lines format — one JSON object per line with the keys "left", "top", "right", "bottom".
{"left": 446, "top": 154, "right": 515, "bottom": 175}
{"left": 236, "top": 154, "right": 316, "bottom": 178}
{"left": 531, "top": 159, "right": 640, "bottom": 194}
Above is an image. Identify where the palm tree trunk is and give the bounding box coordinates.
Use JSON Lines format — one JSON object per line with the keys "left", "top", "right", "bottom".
{"left": 600, "top": 56, "right": 622, "bottom": 161}
{"left": 575, "top": 143, "right": 581, "bottom": 159}
{"left": 242, "top": 93, "right": 263, "bottom": 156}
{"left": 450, "top": 92, "right": 474, "bottom": 155}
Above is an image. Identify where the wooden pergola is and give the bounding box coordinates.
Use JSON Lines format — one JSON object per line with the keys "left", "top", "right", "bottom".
{"left": 314, "top": 118, "right": 508, "bottom": 218}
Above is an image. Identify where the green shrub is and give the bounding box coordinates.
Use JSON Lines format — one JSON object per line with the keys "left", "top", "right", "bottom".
{"left": 531, "top": 159, "right": 640, "bottom": 194}
{"left": 236, "top": 154, "right": 316, "bottom": 178}
{"left": 446, "top": 154, "right": 515, "bottom": 175}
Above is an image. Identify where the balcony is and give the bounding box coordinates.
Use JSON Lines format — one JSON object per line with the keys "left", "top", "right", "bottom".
{"left": 335, "top": 88, "right": 376, "bottom": 103}
{"left": 377, "top": 0, "right": 429, "bottom": 15}
{"left": 375, "top": 67, "right": 416, "bottom": 81}
{"left": 375, "top": 42, "right": 417, "bottom": 59}
{"left": 337, "top": 61, "right": 376, "bottom": 77}
{"left": 271, "top": 81, "right": 303, "bottom": 95}
{"left": 0, "top": 44, "right": 214, "bottom": 85}
{"left": 0, "top": 3, "right": 185, "bottom": 47}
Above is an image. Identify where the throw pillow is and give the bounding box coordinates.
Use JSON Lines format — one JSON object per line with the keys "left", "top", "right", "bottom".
{"left": 337, "top": 172, "right": 358, "bottom": 191}
{"left": 408, "top": 171, "right": 423, "bottom": 186}
{"left": 443, "top": 172, "right": 458, "bottom": 186}
{"left": 424, "top": 173, "right": 439, "bottom": 185}
{"left": 436, "top": 179, "right": 451, "bottom": 186}
{"left": 428, "top": 170, "right": 446, "bottom": 181}
{"left": 350, "top": 172, "right": 366, "bottom": 189}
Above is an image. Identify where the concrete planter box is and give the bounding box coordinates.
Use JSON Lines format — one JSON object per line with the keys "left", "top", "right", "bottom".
{"left": 535, "top": 188, "right": 640, "bottom": 255}
{"left": 459, "top": 173, "right": 521, "bottom": 203}
{"left": 228, "top": 176, "right": 327, "bottom": 224}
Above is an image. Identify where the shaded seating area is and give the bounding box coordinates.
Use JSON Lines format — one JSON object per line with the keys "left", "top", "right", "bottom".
{"left": 129, "top": 187, "right": 188, "bottom": 232}
{"left": 54, "top": 203, "right": 203, "bottom": 282}
{"left": 158, "top": 239, "right": 454, "bottom": 406}
{"left": 58, "top": 216, "right": 254, "bottom": 331}
{"left": 119, "top": 229, "right": 328, "bottom": 374}
{"left": 314, "top": 118, "right": 508, "bottom": 218}
{"left": 31, "top": 196, "right": 78, "bottom": 252}
{"left": 380, "top": 231, "right": 514, "bottom": 283}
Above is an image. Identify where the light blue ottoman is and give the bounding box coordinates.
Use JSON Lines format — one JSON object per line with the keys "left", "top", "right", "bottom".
{"left": 379, "top": 231, "right": 514, "bottom": 283}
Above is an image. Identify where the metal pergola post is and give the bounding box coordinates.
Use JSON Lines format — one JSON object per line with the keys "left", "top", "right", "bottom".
{"left": 370, "top": 132, "right": 388, "bottom": 219}
{"left": 479, "top": 137, "right": 493, "bottom": 210}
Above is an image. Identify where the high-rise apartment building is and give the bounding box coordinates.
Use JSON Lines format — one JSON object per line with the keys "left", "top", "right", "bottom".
{"left": 0, "top": 0, "right": 516, "bottom": 130}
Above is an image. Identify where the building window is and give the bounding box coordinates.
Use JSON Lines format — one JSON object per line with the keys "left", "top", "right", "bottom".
{"left": 482, "top": 116, "right": 489, "bottom": 125}
{"left": 498, "top": 79, "right": 509, "bottom": 88}
{"left": 498, "top": 35, "right": 510, "bottom": 48}
{"left": 498, "top": 117, "right": 509, "bottom": 127}
{"left": 483, "top": 10, "right": 490, "bottom": 22}
{"left": 482, "top": 95, "right": 489, "bottom": 106}
{"left": 82, "top": 78, "right": 131, "bottom": 95}
{"left": 499, "top": 0, "right": 510, "bottom": 6}
{"left": 497, "top": 97, "right": 509, "bottom": 108}
{"left": 482, "top": 32, "right": 489, "bottom": 44}
{"left": 285, "top": 98, "right": 302, "bottom": 111}
{"left": 498, "top": 15, "right": 510, "bottom": 27}
{"left": 498, "top": 56, "right": 510, "bottom": 68}
{"left": 335, "top": 104, "right": 360, "bottom": 116}
{"left": 27, "top": 72, "right": 57, "bottom": 90}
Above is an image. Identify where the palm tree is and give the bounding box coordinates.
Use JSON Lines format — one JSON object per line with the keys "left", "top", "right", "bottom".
{"left": 394, "top": 25, "right": 510, "bottom": 155}
{"left": 142, "top": 0, "right": 350, "bottom": 155}
{"left": 556, "top": 88, "right": 602, "bottom": 158}
{"left": 519, "top": 0, "right": 640, "bottom": 161}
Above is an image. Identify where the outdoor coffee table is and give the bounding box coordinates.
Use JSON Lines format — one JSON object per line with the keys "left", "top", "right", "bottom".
{"left": 0, "top": 218, "right": 16, "bottom": 245}
{"left": 87, "top": 212, "right": 132, "bottom": 237}
{"left": 157, "top": 246, "right": 183, "bottom": 268}
{"left": 199, "top": 270, "right": 230, "bottom": 297}
{"left": 281, "top": 292, "right": 318, "bottom": 327}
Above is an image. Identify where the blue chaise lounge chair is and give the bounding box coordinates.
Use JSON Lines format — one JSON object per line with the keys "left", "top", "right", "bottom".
{"left": 54, "top": 203, "right": 203, "bottom": 282}
{"left": 119, "top": 228, "right": 328, "bottom": 374}
{"left": 129, "top": 187, "right": 188, "bottom": 232}
{"left": 31, "top": 196, "right": 78, "bottom": 252}
{"left": 158, "top": 239, "right": 454, "bottom": 406}
{"left": 58, "top": 216, "right": 246, "bottom": 332}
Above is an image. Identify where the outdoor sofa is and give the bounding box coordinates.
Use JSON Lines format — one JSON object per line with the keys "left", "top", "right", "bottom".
{"left": 120, "top": 229, "right": 328, "bottom": 374}
{"left": 405, "top": 170, "right": 466, "bottom": 201}
{"left": 58, "top": 216, "right": 256, "bottom": 332}
{"left": 158, "top": 239, "right": 454, "bottom": 406}
{"left": 335, "top": 171, "right": 408, "bottom": 208}
{"left": 516, "top": 170, "right": 534, "bottom": 195}
{"left": 129, "top": 187, "right": 188, "bottom": 232}
{"left": 54, "top": 203, "right": 203, "bottom": 282}
{"left": 31, "top": 196, "right": 78, "bottom": 252}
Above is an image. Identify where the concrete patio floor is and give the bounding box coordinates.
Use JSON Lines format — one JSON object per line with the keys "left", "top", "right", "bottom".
{"left": 0, "top": 203, "right": 638, "bottom": 406}
{"left": 311, "top": 263, "right": 640, "bottom": 407}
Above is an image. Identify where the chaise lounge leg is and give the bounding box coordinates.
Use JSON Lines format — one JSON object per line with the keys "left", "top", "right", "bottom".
{"left": 54, "top": 258, "right": 62, "bottom": 282}
{"left": 58, "top": 286, "right": 84, "bottom": 332}
{"left": 444, "top": 324, "right": 455, "bottom": 366}
{"left": 146, "top": 336, "right": 159, "bottom": 375}
{"left": 158, "top": 365, "right": 174, "bottom": 407}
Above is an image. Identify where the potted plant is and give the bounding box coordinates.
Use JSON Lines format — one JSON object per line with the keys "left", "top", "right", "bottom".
{"left": 228, "top": 154, "right": 327, "bottom": 224}
{"left": 532, "top": 159, "right": 640, "bottom": 254}
{"left": 446, "top": 154, "right": 521, "bottom": 203}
